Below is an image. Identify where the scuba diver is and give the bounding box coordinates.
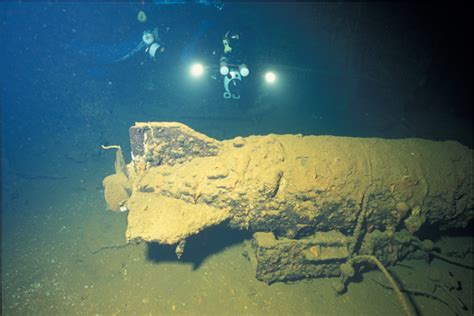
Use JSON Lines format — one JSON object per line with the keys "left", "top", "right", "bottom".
{"left": 219, "top": 31, "right": 249, "bottom": 99}
{"left": 115, "top": 10, "right": 165, "bottom": 62}
{"left": 142, "top": 27, "right": 165, "bottom": 59}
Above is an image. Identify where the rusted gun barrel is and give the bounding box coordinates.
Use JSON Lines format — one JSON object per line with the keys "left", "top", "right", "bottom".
{"left": 102, "top": 122, "right": 472, "bottom": 268}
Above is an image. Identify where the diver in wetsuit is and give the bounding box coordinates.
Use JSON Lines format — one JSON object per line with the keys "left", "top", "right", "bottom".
{"left": 115, "top": 10, "right": 165, "bottom": 62}
{"left": 219, "top": 31, "right": 249, "bottom": 99}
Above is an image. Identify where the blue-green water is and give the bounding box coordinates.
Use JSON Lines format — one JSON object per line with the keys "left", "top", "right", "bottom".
{"left": 1, "top": 2, "right": 472, "bottom": 315}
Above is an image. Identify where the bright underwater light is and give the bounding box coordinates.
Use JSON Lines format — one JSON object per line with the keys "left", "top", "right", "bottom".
{"left": 265, "top": 71, "right": 277, "bottom": 84}
{"left": 220, "top": 60, "right": 229, "bottom": 75}
{"left": 239, "top": 64, "right": 249, "bottom": 77}
{"left": 190, "top": 63, "right": 204, "bottom": 77}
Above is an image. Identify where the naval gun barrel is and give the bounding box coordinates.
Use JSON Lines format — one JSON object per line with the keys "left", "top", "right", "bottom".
{"left": 103, "top": 122, "right": 472, "bottom": 261}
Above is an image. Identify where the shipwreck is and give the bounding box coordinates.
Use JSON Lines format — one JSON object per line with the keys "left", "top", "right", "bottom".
{"left": 102, "top": 122, "right": 473, "bottom": 296}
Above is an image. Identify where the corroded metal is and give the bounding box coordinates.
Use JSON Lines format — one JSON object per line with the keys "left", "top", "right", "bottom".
{"left": 103, "top": 122, "right": 473, "bottom": 282}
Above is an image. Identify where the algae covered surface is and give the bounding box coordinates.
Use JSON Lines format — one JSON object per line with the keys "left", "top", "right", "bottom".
{"left": 109, "top": 123, "right": 472, "bottom": 252}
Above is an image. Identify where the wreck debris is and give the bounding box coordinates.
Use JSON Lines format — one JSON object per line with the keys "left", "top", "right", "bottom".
{"left": 102, "top": 122, "right": 473, "bottom": 286}
{"left": 125, "top": 193, "right": 230, "bottom": 245}
{"left": 337, "top": 255, "right": 415, "bottom": 316}
{"left": 410, "top": 239, "right": 474, "bottom": 270}
{"left": 371, "top": 279, "right": 462, "bottom": 316}
{"left": 252, "top": 231, "right": 350, "bottom": 283}
{"left": 102, "top": 145, "right": 130, "bottom": 211}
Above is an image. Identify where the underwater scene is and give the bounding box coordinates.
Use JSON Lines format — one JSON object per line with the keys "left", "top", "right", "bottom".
{"left": 1, "top": 1, "right": 473, "bottom": 315}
